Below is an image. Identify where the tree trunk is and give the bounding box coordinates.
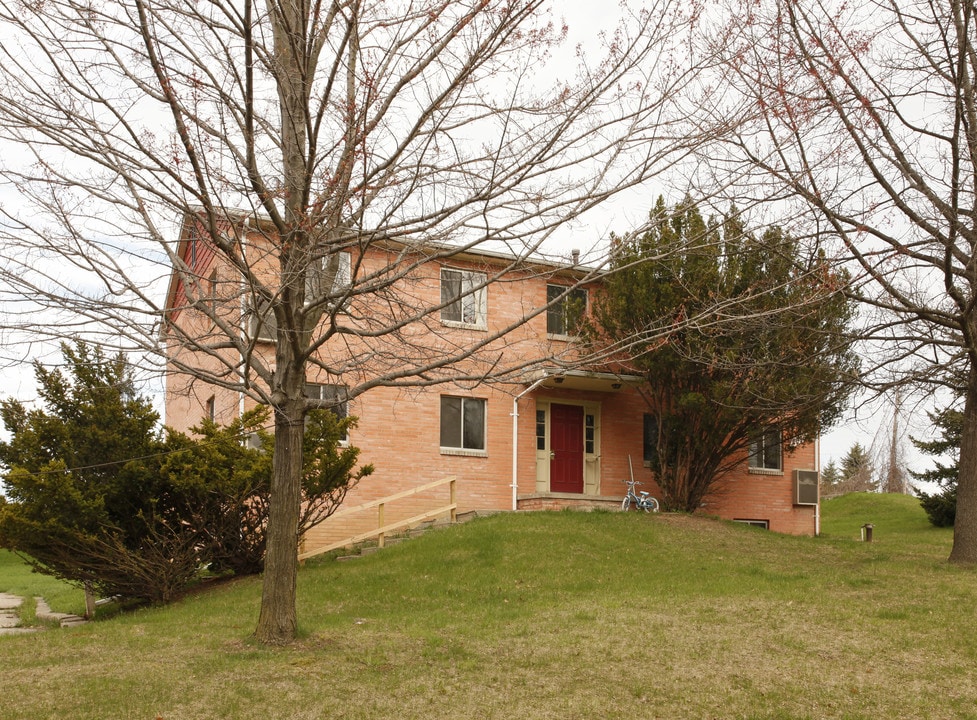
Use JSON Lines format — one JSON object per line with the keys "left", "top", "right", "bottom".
{"left": 949, "top": 362, "right": 977, "bottom": 564}
{"left": 252, "top": 0, "right": 314, "bottom": 645}
{"left": 254, "top": 397, "right": 305, "bottom": 643}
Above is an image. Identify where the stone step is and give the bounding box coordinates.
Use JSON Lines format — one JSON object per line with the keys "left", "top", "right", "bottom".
{"left": 35, "top": 597, "right": 88, "bottom": 628}
{"left": 0, "top": 592, "right": 34, "bottom": 635}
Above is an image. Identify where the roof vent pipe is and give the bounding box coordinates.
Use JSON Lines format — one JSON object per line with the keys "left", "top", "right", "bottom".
{"left": 571, "top": 249, "right": 580, "bottom": 265}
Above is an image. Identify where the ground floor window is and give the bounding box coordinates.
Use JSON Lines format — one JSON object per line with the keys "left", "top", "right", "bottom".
{"left": 749, "top": 427, "right": 782, "bottom": 471}
{"left": 440, "top": 396, "right": 486, "bottom": 452}
{"left": 643, "top": 413, "right": 678, "bottom": 466}
{"left": 305, "top": 382, "right": 349, "bottom": 441}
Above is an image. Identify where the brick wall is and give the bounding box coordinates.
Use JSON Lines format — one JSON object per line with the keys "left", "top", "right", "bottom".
{"left": 703, "top": 442, "right": 818, "bottom": 535}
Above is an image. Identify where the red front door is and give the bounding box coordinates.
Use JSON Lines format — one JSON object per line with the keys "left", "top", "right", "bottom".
{"left": 550, "top": 403, "right": 584, "bottom": 493}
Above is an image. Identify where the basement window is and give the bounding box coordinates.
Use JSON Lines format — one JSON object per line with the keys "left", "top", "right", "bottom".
{"left": 734, "top": 519, "right": 770, "bottom": 530}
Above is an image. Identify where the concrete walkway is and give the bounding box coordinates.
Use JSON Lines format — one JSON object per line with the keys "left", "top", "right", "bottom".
{"left": 0, "top": 592, "right": 87, "bottom": 635}
{"left": 34, "top": 597, "right": 87, "bottom": 628}
{"left": 0, "top": 592, "right": 34, "bottom": 636}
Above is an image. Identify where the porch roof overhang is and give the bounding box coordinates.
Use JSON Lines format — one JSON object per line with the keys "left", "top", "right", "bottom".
{"left": 531, "top": 367, "right": 645, "bottom": 393}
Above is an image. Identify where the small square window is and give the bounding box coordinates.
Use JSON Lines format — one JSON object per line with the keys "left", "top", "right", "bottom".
{"left": 441, "top": 268, "right": 487, "bottom": 327}
{"left": 440, "top": 396, "right": 486, "bottom": 451}
{"left": 546, "top": 284, "right": 587, "bottom": 336}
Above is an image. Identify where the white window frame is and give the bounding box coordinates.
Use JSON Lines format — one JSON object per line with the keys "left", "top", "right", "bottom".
{"left": 734, "top": 519, "right": 770, "bottom": 529}
{"left": 250, "top": 252, "right": 352, "bottom": 343}
{"left": 749, "top": 427, "right": 782, "bottom": 473}
{"left": 439, "top": 395, "right": 487, "bottom": 456}
{"left": 305, "top": 251, "right": 352, "bottom": 308}
{"left": 441, "top": 268, "right": 487, "bottom": 329}
{"left": 249, "top": 297, "right": 277, "bottom": 342}
{"left": 305, "top": 382, "right": 349, "bottom": 443}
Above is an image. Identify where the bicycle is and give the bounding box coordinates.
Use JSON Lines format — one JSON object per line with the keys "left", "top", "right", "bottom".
{"left": 621, "top": 455, "right": 660, "bottom": 512}
{"left": 622, "top": 479, "right": 660, "bottom": 512}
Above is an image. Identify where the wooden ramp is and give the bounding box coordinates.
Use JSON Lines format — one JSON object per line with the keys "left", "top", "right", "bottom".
{"left": 298, "top": 476, "right": 458, "bottom": 561}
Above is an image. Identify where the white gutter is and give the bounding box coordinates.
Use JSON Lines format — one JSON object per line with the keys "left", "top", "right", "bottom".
{"left": 510, "top": 373, "right": 555, "bottom": 511}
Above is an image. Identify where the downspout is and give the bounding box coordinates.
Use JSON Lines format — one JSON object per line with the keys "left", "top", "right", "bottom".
{"left": 814, "top": 434, "right": 821, "bottom": 537}
{"left": 238, "top": 228, "right": 248, "bottom": 419}
{"left": 511, "top": 374, "right": 553, "bottom": 511}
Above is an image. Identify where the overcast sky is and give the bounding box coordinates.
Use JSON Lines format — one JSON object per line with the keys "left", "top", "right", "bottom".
{"left": 0, "top": 1, "right": 948, "bottom": 485}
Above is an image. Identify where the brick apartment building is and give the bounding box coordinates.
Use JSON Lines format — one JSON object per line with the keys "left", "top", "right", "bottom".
{"left": 163, "top": 211, "right": 822, "bottom": 553}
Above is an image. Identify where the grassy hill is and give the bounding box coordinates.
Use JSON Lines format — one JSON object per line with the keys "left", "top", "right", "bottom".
{"left": 1, "top": 494, "right": 974, "bottom": 720}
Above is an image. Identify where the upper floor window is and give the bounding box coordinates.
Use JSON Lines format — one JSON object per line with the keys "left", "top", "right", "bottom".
{"left": 440, "top": 396, "right": 486, "bottom": 453}
{"left": 441, "top": 268, "right": 487, "bottom": 328}
{"left": 206, "top": 269, "right": 218, "bottom": 315}
{"left": 749, "top": 427, "right": 782, "bottom": 471}
{"left": 305, "top": 251, "right": 352, "bottom": 307}
{"left": 250, "top": 298, "right": 277, "bottom": 342}
{"left": 546, "top": 284, "right": 587, "bottom": 336}
{"left": 188, "top": 223, "right": 199, "bottom": 269}
{"left": 250, "top": 252, "right": 352, "bottom": 342}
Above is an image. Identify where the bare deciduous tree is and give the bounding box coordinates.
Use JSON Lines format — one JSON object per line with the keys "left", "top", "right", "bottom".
{"left": 0, "top": 0, "right": 711, "bottom": 642}
{"left": 708, "top": 0, "right": 977, "bottom": 563}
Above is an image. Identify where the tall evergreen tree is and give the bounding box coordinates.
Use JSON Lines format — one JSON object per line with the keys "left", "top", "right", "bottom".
{"left": 820, "top": 459, "right": 841, "bottom": 498}
{"left": 911, "top": 407, "right": 962, "bottom": 528}
{"left": 587, "top": 198, "right": 857, "bottom": 511}
{"left": 839, "top": 443, "right": 876, "bottom": 494}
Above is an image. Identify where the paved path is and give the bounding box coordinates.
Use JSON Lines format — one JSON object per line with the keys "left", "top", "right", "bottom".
{"left": 0, "top": 592, "right": 88, "bottom": 635}
{"left": 0, "top": 592, "right": 35, "bottom": 636}
{"left": 34, "top": 597, "right": 87, "bottom": 628}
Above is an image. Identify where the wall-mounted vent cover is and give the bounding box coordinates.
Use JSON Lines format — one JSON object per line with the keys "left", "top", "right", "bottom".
{"left": 794, "top": 470, "right": 819, "bottom": 506}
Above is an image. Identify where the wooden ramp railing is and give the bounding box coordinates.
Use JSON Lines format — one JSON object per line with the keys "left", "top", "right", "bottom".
{"left": 298, "top": 476, "right": 457, "bottom": 562}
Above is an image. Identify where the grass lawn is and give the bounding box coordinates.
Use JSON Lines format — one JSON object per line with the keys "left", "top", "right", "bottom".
{"left": 0, "top": 550, "right": 87, "bottom": 624}
{"left": 0, "top": 493, "right": 975, "bottom": 719}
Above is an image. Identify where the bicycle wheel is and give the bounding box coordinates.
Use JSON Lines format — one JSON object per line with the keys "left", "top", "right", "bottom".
{"left": 621, "top": 495, "right": 631, "bottom": 511}
{"left": 647, "top": 497, "right": 660, "bottom": 513}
